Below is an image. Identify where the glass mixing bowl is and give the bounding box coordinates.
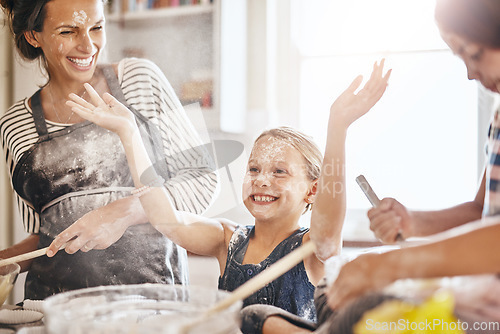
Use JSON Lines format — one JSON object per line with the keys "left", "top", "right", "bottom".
{"left": 43, "top": 284, "right": 242, "bottom": 334}
{"left": 0, "top": 262, "right": 20, "bottom": 306}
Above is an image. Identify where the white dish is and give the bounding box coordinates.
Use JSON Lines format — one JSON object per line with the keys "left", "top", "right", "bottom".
{"left": 0, "top": 309, "right": 43, "bottom": 325}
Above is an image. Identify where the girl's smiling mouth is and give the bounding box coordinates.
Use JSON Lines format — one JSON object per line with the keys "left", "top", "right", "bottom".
{"left": 251, "top": 194, "right": 279, "bottom": 203}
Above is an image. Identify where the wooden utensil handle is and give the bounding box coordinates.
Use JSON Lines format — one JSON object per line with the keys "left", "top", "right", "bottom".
{"left": 0, "top": 247, "right": 49, "bottom": 268}
{"left": 181, "top": 241, "right": 317, "bottom": 333}
{"left": 0, "top": 242, "right": 68, "bottom": 268}
{"left": 206, "top": 240, "right": 317, "bottom": 316}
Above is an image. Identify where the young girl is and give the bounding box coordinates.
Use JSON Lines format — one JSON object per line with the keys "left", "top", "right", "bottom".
{"left": 62, "top": 60, "right": 391, "bottom": 327}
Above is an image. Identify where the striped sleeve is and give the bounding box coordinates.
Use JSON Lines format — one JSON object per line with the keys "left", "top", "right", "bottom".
{"left": 119, "top": 58, "right": 219, "bottom": 214}
{"left": 0, "top": 99, "right": 65, "bottom": 233}
{"left": 0, "top": 100, "right": 41, "bottom": 233}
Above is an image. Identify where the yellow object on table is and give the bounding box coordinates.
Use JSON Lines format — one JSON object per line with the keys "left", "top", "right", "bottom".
{"left": 354, "top": 290, "right": 464, "bottom": 334}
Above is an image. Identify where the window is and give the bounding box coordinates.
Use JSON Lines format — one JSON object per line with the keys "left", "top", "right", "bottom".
{"left": 285, "top": 0, "right": 487, "bottom": 236}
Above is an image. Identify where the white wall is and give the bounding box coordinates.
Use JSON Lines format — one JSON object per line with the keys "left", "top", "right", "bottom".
{"left": 1, "top": 13, "right": 30, "bottom": 305}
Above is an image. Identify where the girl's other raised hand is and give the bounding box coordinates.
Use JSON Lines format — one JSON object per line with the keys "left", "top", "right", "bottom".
{"left": 330, "top": 59, "right": 391, "bottom": 129}
{"left": 66, "top": 83, "right": 137, "bottom": 137}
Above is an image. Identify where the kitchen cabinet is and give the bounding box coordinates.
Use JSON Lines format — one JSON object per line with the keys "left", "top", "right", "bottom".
{"left": 106, "top": 2, "right": 219, "bottom": 134}
{"left": 105, "top": 0, "right": 247, "bottom": 135}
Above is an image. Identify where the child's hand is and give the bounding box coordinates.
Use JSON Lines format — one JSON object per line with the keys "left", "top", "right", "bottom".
{"left": 330, "top": 59, "right": 391, "bottom": 129}
{"left": 66, "top": 83, "right": 137, "bottom": 137}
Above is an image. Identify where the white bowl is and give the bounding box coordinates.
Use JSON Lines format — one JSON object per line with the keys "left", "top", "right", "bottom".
{"left": 0, "top": 262, "right": 20, "bottom": 306}
{"left": 43, "top": 283, "right": 242, "bottom": 334}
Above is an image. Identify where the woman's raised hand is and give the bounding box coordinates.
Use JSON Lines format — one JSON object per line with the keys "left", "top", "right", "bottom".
{"left": 329, "top": 59, "right": 391, "bottom": 128}
{"left": 66, "top": 83, "right": 137, "bottom": 137}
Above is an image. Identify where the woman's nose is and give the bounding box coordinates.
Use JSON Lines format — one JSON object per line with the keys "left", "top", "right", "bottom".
{"left": 467, "top": 68, "right": 479, "bottom": 80}
{"left": 464, "top": 61, "right": 479, "bottom": 81}
{"left": 78, "top": 33, "right": 94, "bottom": 53}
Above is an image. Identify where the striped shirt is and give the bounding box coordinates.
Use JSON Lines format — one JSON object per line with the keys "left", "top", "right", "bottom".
{"left": 485, "top": 107, "right": 500, "bottom": 216}
{"left": 0, "top": 57, "right": 218, "bottom": 233}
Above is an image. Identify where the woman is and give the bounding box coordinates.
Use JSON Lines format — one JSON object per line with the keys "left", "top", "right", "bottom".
{"left": 0, "top": 0, "right": 217, "bottom": 300}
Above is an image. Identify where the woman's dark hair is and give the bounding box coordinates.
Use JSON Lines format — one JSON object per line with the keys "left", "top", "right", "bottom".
{"left": 435, "top": 0, "right": 500, "bottom": 48}
{"left": 0, "top": 0, "right": 51, "bottom": 61}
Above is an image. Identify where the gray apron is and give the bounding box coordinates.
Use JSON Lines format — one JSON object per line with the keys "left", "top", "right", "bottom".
{"left": 12, "top": 66, "right": 188, "bottom": 300}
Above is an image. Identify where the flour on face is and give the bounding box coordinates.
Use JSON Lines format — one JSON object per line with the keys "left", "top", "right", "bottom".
{"left": 72, "top": 10, "right": 88, "bottom": 26}
{"left": 253, "top": 136, "right": 294, "bottom": 164}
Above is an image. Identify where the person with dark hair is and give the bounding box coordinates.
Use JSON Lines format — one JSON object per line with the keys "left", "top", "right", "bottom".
{"left": 324, "top": 0, "right": 500, "bottom": 332}
{"left": 0, "top": 0, "right": 218, "bottom": 300}
{"left": 367, "top": 0, "right": 500, "bottom": 245}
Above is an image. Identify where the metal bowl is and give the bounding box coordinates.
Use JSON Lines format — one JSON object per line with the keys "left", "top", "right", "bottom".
{"left": 43, "top": 283, "right": 241, "bottom": 334}
{"left": 0, "top": 262, "right": 20, "bottom": 306}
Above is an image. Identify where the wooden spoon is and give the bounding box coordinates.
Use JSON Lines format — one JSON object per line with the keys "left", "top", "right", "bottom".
{"left": 181, "top": 240, "right": 317, "bottom": 333}
{"left": 0, "top": 243, "right": 67, "bottom": 268}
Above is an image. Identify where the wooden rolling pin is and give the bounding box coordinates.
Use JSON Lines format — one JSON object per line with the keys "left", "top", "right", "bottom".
{"left": 182, "top": 240, "right": 317, "bottom": 333}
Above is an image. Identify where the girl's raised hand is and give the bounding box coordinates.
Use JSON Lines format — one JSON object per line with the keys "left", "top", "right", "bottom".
{"left": 330, "top": 59, "right": 391, "bottom": 128}
{"left": 66, "top": 83, "right": 137, "bottom": 137}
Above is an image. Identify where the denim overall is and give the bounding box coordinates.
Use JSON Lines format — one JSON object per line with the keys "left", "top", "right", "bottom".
{"left": 219, "top": 225, "right": 317, "bottom": 322}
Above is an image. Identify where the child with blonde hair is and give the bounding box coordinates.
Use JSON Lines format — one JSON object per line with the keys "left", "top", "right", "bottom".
{"left": 57, "top": 60, "right": 391, "bottom": 331}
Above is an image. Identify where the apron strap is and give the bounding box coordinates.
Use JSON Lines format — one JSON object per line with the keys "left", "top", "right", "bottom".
{"left": 101, "top": 65, "right": 127, "bottom": 104}
{"left": 101, "top": 64, "right": 170, "bottom": 179}
{"left": 30, "top": 89, "right": 50, "bottom": 141}
{"left": 29, "top": 66, "right": 148, "bottom": 140}
{"left": 101, "top": 65, "right": 149, "bottom": 124}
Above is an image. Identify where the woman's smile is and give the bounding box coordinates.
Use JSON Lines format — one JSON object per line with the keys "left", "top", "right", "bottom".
{"left": 67, "top": 55, "right": 94, "bottom": 67}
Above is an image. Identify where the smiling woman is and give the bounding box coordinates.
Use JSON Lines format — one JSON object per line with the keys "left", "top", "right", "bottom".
{"left": 24, "top": 0, "right": 106, "bottom": 124}
{"left": 0, "top": 0, "right": 218, "bottom": 300}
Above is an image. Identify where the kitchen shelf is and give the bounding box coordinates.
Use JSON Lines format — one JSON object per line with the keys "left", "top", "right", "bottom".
{"left": 107, "top": 4, "right": 213, "bottom": 23}
{"left": 105, "top": 0, "right": 247, "bottom": 134}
